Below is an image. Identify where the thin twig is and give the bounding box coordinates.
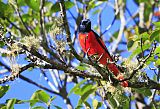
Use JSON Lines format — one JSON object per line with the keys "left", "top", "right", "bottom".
{"left": 126, "top": 6, "right": 139, "bottom": 26}
{"left": 119, "top": 42, "right": 157, "bottom": 82}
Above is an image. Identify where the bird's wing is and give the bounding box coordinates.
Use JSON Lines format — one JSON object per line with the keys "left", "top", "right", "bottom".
{"left": 91, "top": 30, "right": 113, "bottom": 61}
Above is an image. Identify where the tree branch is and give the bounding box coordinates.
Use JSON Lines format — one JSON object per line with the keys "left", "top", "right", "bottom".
{"left": 111, "top": 3, "right": 125, "bottom": 53}
{"left": 59, "top": 0, "right": 84, "bottom": 62}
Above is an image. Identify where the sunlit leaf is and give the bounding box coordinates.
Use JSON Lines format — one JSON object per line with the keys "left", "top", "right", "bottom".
{"left": 6, "top": 99, "right": 16, "bottom": 109}
{"left": 22, "top": 14, "right": 31, "bottom": 22}
{"left": 150, "top": 29, "right": 160, "bottom": 42}
{"left": 89, "top": 1, "right": 103, "bottom": 9}
{"left": 155, "top": 59, "right": 160, "bottom": 65}
{"left": 51, "top": 1, "right": 75, "bottom": 13}
{"left": 25, "top": 0, "right": 40, "bottom": 12}
{"left": 81, "top": 88, "right": 96, "bottom": 103}
{"left": 76, "top": 64, "right": 87, "bottom": 71}
{"left": 93, "top": 99, "right": 102, "bottom": 109}
{"left": 30, "top": 90, "right": 50, "bottom": 107}
{"left": 44, "top": 1, "right": 53, "bottom": 16}
{"left": 0, "top": 2, "right": 13, "bottom": 17}
{"left": 153, "top": 21, "right": 160, "bottom": 28}
{"left": 17, "top": 0, "right": 26, "bottom": 6}
{"left": 81, "top": 84, "right": 93, "bottom": 95}
{"left": 68, "top": 79, "right": 87, "bottom": 97}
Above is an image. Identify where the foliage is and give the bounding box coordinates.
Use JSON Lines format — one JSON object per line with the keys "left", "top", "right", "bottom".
{"left": 0, "top": 0, "right": 160, "bottom": 109}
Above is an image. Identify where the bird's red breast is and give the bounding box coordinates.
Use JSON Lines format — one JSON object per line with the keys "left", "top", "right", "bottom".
{"left": 79, "top": 31, "right": 121, "bottom": 76}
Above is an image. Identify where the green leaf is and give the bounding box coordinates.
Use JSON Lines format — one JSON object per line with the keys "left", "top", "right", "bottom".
{"left": 0, "top": 104, "right": 6, "bottom": 108}
{"left": 140, "top": 32, "right": 150, "bottom": 41}
{"left": 0, "top": 85, "right": 10, "bottom": 98}
{"left": 115, "top": 94, "right": 130, "bottom": 109}
{"left": 64, "top": 1, "right": 75, "bottom": 10}
{"left": 153, "top": 21, "right": 160, "bottom": 28}
{"left": 146, "top": 56, "right": 156, "bottom": 65}
{"left": 135, "top": 26, "right": 139, "bottom": 35}
{"left": 32, "top": 106, "right": 46, "bottom": 109}
{"left": 75, "top": 105, "right": 83, "bottom": 109}
{"left": 84, "top": 101, "right": 91, "bottom": 108}
{"left": 25, "top": 0, "right": 40, "bottom": 12}
{"left": 127, "top": 40, "right": 135, "bottom": 51}
{"left": 93, "top": 99, "right": 102, "bottom": 109}
{"left": 108, "top": 97, "right": 117, "bottom": 109}
{"left": 87, "top": 1, "right": 103, "bottom": 11}
{"left": 81, "top": 84, "right": 93, "bottom": 95}
{"left": 150, "top": 29, "right": 160, "bottom": 42}
{"left": 0, "top": 105, "right": 6, "bottom": 109}
{"left": 51, "top": 1, "right": 75, "bottom": 13}
{"left": 77, "top": 87, "right": 96, "bottom": 107}
{"left": 17, "top": 0, "right": 26, "bottom": 6}
{"left": 80, "top": 88, "right": 96, "bottom": 103}
{"left": 30, "top": 90, "right": 50, "bottom": 107}
{"left": 6, "top": 99, "right": 16, "bottom": 109}
{"left": 74, "top": 88, "right": 82, "bottom": 95}
{"left": 155, "top": 59, "right": 160, "bottom": 65}
{"left": 22, "top": 14, "right": 31, "bottom": 22}
{"left": 44, "top": 1, "right": 53, "bottom": 16}
{"left": 132, "top": 32, "right": 149, "bottom": 42}
{"left": 0, "top": 2, "right": 14, "bottom": 17}
{"left": 153, "top": 75, "right": 157, "bottom": 81}
{"left": 76, "top": 63, "right": 90, "bottom": 71}
{"left": 155, "top": 46, "right": 160, "bottom": 55}
{"left": 68, "top": 79, "right": 87, "bottom": 97}
{"left": 76, "top": 65, "right": 87, "bottom": 71}
{"left": 122, "top": 100, "right": 129, "bottom": 109}
{"left": 134, "top": 88, "right": 152, "bottom": 96}
{"left": 129, "top": 44, "right": 151, "bottom": 59}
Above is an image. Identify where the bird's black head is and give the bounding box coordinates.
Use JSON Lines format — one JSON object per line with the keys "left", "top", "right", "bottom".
{"left": 79, "top": 19, "right": 91, "bottom": 33}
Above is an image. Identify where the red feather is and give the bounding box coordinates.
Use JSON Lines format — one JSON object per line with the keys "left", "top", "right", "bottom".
{"left": 154, "top": 11, "right": 160, "bottom": 17}
{"left": 79, "top": 30, "right": 128, "bottom": 87}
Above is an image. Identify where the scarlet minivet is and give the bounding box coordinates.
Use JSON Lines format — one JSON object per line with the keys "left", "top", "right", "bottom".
{"left": 78, "top": 19, "right": 128, "bottom": 87}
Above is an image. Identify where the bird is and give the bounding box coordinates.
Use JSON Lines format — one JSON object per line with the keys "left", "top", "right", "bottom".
{"left": 78, "top": 19, "right": 128, "bottom": 87}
